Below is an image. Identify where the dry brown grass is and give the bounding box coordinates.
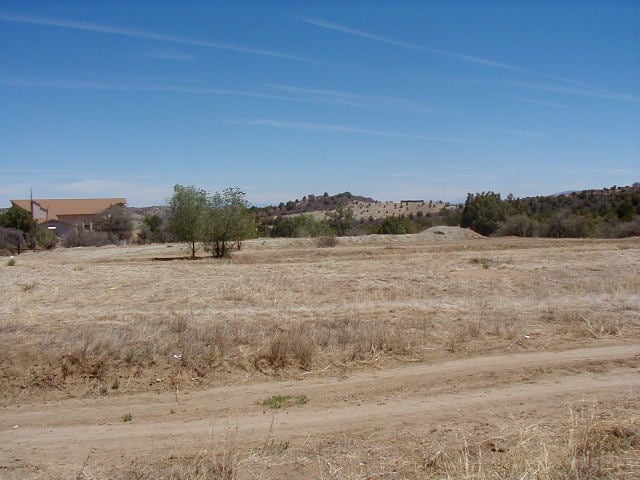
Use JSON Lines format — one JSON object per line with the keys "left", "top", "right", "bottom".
{"left": 1, "top": 235, "right": 639, "bottom": 401}
{"left": 91, "top": 402, "right": 638, "bottom": 480}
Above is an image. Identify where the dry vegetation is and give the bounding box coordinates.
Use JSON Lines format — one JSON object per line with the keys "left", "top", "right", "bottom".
{"left": 83, "top": 402, "right": 638, "bottom": 480}
{"left": 1, "top": 231, "right": 639, "bottom": 479}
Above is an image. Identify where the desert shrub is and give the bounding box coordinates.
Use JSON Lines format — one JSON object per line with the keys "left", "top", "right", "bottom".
{"left": 34, "top": 227, "right": 57, "bottom": 249}
{"left": 138, "top": 214, "right": 168, "bottom": 243}
{"left": 540, "top": 212, "right": 594, "bottom": 238}
{"left": 63, "top": 229, "right": 111, "bottom": 247}
{"left": 255, "top": 335, "right": 291, "bottom": 372}
{"left": 271, "top": 214, "right": 333, "bottom": 238}
{"left": 613, "top": 216, "right": 640, "bottom": 238}
{"left": 376, "top": 215, "right": 413, "bottom": 234}
{"left": 260, "top": 394, "right": 309, "bottom": 409}
{"left": 316, "top": 235, "right": 338, "bottom": 247}
{"left": 253, "top": 329, "right": 316, "bottom": 372}
{"left": 94, "top": 203, "right": 133, "bottom": 243}
{"left": 497, "top": 214, "right": 537, "bottom": 237}
{"left": 0, "top": 227, "right": 26, "bottom": 254}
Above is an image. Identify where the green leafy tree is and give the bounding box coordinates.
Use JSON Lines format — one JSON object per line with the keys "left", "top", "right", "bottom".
{"left": 203, "top": 187, "right": 256, "bottom": 258}
{"left": 461, "top": 192, "right": 507, "bottom": 236}
{"left": 169, "top": 184, "right": 208, "bottom": 258}
{"left": 325, "top": 203, "right": 356, "bottom": 236}
{"left": 616, "top": 201, "right": 634, "bottom": 222}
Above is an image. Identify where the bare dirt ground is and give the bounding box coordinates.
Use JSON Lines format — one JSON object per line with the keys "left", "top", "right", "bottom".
{"left": 1, "top": 231, "right": 639, "bottom": 479}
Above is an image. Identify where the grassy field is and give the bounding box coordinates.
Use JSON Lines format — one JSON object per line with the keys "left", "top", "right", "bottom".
{"left": 1, "top": 231, "right": 639, "bottom": 478}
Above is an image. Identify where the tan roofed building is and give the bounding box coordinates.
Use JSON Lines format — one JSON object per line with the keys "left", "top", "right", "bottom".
{"left": 11, "top": 198, "right": 126, "bottom": 236}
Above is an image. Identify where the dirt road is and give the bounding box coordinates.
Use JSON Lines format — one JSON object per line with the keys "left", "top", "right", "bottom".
{"left": 1, "top": 341, "right": 638, "bottom": 478}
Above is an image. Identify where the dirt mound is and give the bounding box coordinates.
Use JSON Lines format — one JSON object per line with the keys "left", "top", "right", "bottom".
{"left": 418, "top": 225, "right": 485, "bottom": 240}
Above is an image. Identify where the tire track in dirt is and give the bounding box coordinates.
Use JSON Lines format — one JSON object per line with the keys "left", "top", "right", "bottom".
{"left": 1, "top": 342, "right": 639, "bottom": 477}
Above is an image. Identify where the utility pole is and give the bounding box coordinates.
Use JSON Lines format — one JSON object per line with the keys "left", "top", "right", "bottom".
{"left": 30, "top": 188, "right": 36, "bottom": 252}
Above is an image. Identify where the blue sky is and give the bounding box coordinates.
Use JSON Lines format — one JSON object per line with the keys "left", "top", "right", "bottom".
{"left": 1, "top": 1, "right": 638, "bottom": 207}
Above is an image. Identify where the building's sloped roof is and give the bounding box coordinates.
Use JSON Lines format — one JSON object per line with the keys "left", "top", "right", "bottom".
{"left": 11, "top": 198, "right": 126, "bottom": 223}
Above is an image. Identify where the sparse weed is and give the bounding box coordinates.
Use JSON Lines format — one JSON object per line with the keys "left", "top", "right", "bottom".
{"left": 317, "top": 235, "right": 338, "bottom": 248}
{"left": 19, "top": 280, "right": 38, "bottom": 291}
{"left": 583, "top": 317, "right": 623, "bottom": 337}
{"left": 256, "top": 438, "right": 290, "bottom": 456}
{"left": 122, "top": 413, "right": 132, "bottom": 422}
{"left": 471, "top": 257, "right": 491, "bottom": 269}
{"left": 260, "top": 393, "right": 309, "bottom": 409}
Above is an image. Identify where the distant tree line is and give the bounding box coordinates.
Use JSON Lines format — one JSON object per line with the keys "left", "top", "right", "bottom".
{"left": 261, "top": 203, "right": 463, "bottom": 238}
{"left": 3, "top": 183, "right": 637, "bottom": 254}
{"left": 461, "top": 185, "right": 640, "bottom": 238}
{"left": 262, "top": 201, "right": 357, "bottom": 239}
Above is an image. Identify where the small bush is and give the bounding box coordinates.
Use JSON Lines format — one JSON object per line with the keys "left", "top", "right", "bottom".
{"left": 259, "top": 394, "right": 309, "bottom": 409}
{"left": 376, "top": 215, "right": 413, "bottom": 234}
{"left": 0, "top": 227, "right": 26, "bottom": 254}
{"left": 497, "top": 214, "right": 537, "bottom": 237}
{"left": 316, "top": 235, "right": 338, "bottom": 248}
{"left": 122, "top": 413, "right": 132, "bottom": 422}
{"left": 34, "top": 227, "right": 57, "bottom": 249}
{"left": 471, "top": 257, "right": 491, "bottom": 269}
{"left": 613, "top": 217, "right": 640, "bottom": 238}
{"left": 6, "top": 256, "right": 16, "bottom": 266}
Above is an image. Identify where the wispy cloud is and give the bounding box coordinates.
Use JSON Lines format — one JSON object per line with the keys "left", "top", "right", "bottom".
{"left": 3, "top": 76, "right": 434, "bottom": 112}
{"left": 299, "top": 16, "right": 517, "bottom": 70}
{"left": 224, "top": 118, "right": 468, "bottom": 143}
{"left": 0, "top": 77, "right": 290, "bottom": 100}
{"left": 266, "top": 84, "right": 431, "bottom": 112}
{"left": 53, "top": 178, "right": 132, "bottom": 194}
{"left": 378, "top": 172, "right": 428, "bottom": 177}
{"left": 491, "top": 93, "right": 565, "bottom": 109}
{"left": 0, "top": 12, "right": 318, "bottom": 64}
{"left": 591, "top": 168, "right": 633, "bottom": 175}
{"left": 0, "top": 176, "right": 171, "bottom": 207}
{"left": 138, "top": 48, "right": 195, "bottom": 62}
{"left": 0, "top": 181, "right": 35, "bottom": 199}
{"left": 300, "top": 16, "right": 640, "bottom": 105}
{"left": 498, "top": 79, "right": 640, "bottom": 104}
{"left": 53, "top": 178, "right": 171, "bottom": 206}
{"left": 493, "top": 128, "right": 547, "bottom": 139}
